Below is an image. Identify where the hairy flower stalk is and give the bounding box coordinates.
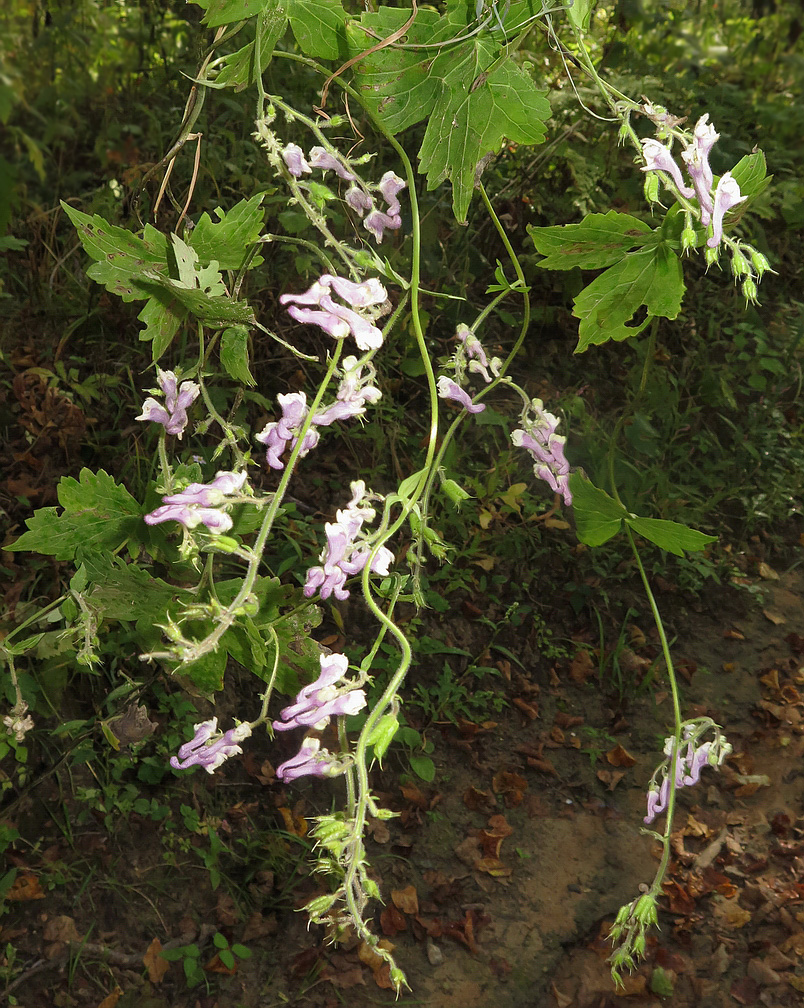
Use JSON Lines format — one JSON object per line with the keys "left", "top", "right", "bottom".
{"left": 144, "top": 471, "right": 248, "bottom": 533}
{"left": 511, "top": 399, "right": 572, "bottom": 505}
{"left": 136, "top": 368, "right": 200, "bottom": 438}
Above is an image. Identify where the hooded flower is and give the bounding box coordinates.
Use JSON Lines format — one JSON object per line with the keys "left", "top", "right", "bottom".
{"left": 644, "top": 726, "right": 731, "bottom": 823}
{"left": 281, "top": 143, "right": 312, "bottom": 177}
{"left": 437, "top": 376, "right": 485, "bottom": 413}
{"left": 308, "top": 146, "right": 357, "bottom": 180}
{"left": 345, "top": 185, "right": 374, "bottom": 216}
{"left": 364, "top": 208, "right": 402, "bottom": 244}
{"left": 136, "top": 369, "right": 200, "bottom": 439}
{"left": 313, "top": 356, "right": 381, "bottom": 425}
{"left": 511, "top": 399, "right": 571, "bottom": 506}
{"left": 170, "top": 718, "right": 252, "bottom": 774}
{"left": 276, "top": 737, "right": 341, "bottom": 782}
{"left": 707, "top": 172, "right": 747, "bottom": 248}
{"left": 641, "top": 139, "right": 695, "bottom": 198}
{"left": 145, "top": 470, "right": 248, "bottom": 533}
{"left": 273, "top": 652, "right": 366, "bottom": 732}
{"left": 255, "top": 392, "right": 320, "bottom": 470}
{"left": 303, "top": 481, "right": 394, "bottom": 600}
{"left": 281, "top": 274, "right": 387, "bottom": 352}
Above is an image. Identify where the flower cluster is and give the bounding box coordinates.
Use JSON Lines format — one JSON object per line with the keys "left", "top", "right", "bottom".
{"left": 274, "top": 652, "right": 366, "bottom": 782}
{"left": 644, "top": 722, "right": 731, "bottom": 824}
{"left": 511, "top": 399, "right": 572, "bottom": 505}
{"left": 145, "top": 470, "right": 248, "bottom": 534}
{"left": 640, "top": 113, "right": 747, "bottom": 249}
{"left": 280, "top": 273, "right": 387, "bottom": 352}
{"left": 136, "top": 368, "right": 200, "bottom": 439}
{"left": 303, "top": 481, "right": 394, "bottom": 600}
{"left": 170, "top": 717, "right": 252, "bottom": 773}
{"left": 347, "top": 170, "right": 406, "bottom": 244}
{"left": 437, "top": 326, "right": 502, "bottom": 414}
{"left": 255, "top": 357, "right": 381, "bottom": 470}
{"left": 3, "top": 701, "right": 34, "bottom": 743}
{"left": 281, "top": 143, "right": 406, "bottom": 243}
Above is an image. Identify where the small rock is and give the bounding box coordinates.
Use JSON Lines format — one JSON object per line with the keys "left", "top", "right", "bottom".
{"left": 426, "top": 939, "right": 443, "bottom": 966}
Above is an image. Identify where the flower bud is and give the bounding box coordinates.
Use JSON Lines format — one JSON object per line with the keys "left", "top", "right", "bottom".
{"left": 748, "top": 248, "right": 772, "bottom": 275}
{"left": 390, "top": 966, "right": 407, "bottom": 991}
{"left": 634, "top": 893, "right": 658, "bottom": 925}
{"left": 742, "top": 277, "right": 759, "bottom": 304}
{"left": 704, "top": 245, "right": 720, "bottom": 268}
{"left": 643, "top": 173, "right": 660, "bottom": 204}
{"left": 730, "top": 249, "right": 752, "bottom": 277}
{"left": 681, "top": 226, "right": 697, "bottom": 253}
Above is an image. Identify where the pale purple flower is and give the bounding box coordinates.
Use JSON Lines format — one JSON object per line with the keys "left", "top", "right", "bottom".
{"left": 136, "top": 368, "right": 200, "bottom": 439}
{"left": 364, "top": 208, "right": 402, "bottom": 244}
{"left": 437, "top": 376, "right": 485, "bottom": 413}
{"left": 308, "top": 146, "right": 357, "bottom": 180}
{"left": 314, "top": 356, "right": 381, "bottom": 425}
{"left": 641, "top": 139, "right": 695, "bottom": 198}
{"left": 707, "top": 172, "right": 747, "bottom": 248}
{"left": 512, "top": 402, "right": 571, "bottom": 505}
{"left": 303, "top": 481, "right": 393, "bottom": 600}
{"left": 256, "top": 392, "right": 320, "bottom": 470}
{"left": 273, "top": 652, "right": 366, "bottom": 731}
{"left": 282, "top": 143, "right": 312, "bottom": 177}
{"left": 377, "top": 170, "right": 406, "bottom": 216}
{"left": 346, "top": 185, "right": 374, "bottom": 216}
{"left": 456, "top": 324, "right": 498, "bottom": 384}
{"left": 276, "top": 737, "right": 339, "bottom": 782}
{"left": 645, "top": 731, "right": 728, "bottom": 823}
{"left": 281, "top": 274, "right": 387, "bottom": 351}
{"left": 145, "top": 470, "right": 247, "bottom": 533}
{"left": 170, "top": 718, "right": 252, "bottom": 774}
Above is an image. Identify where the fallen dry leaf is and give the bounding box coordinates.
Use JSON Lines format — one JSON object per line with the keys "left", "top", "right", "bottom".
{"left": 95, "top": 988, "right": 122, "bottom": 1008}
{"left": 492, "top": 770, "right": 528, "bottom": 806}
{"left": 512, "top": 697, "right": 539, "bottom": 719}
{"left": 569, "top": 649, "right": 595, "bottom": 684}
{"left": 758, "top": 561, "right": 779, "bottom": 580}
{"left": 277, "top": 805, "right": 307, "bottom": 837}
{"left": 379, "top": 904, "right": 407, "bottom": 937}
{"left": 391, "top": 885, "right": 418, "bottom": 916}
{"left": 596, "top": 769, "right": 625, "bottom": 791}
{"left": 763, "top": 609, "right": 786, "bottom": 625}
{"left": 7, "top": 872, "right": 45, "bottom": 902}
{"left": 143, "top": 937, "right": 170, "bottom": 983}
{"left": 712, "top": 897, "right": 752, "bottom": 929}
{"left": 606, "top": 743, "right": 637, "bottom": 767}
{"left": 463, "top": 786, "right": 494, "bottom": 812}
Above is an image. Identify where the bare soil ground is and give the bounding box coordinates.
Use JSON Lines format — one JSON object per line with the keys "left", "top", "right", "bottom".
{"left": 3, "top": 558, "right": 804, "bottom": 1008}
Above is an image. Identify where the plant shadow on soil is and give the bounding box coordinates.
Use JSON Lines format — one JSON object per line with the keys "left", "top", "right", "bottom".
{"left": 3, "top": 563, "right": 804, "bottom": 1008}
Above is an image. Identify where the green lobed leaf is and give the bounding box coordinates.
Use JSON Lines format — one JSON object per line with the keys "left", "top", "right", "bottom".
{"left": 528, "top": 211, "right": 652, "bottom": 270}
{"left": 62, "top": 203, "right": 168, "bottom": 303}
{"left": 79, "top": 556, "right": 193, "bottom": 624}
{"left": 418, "top": 46, "right": 550, "bottom": 221}
{"left": 288, "top": 0, "right": 347, "bottom": 59}
{"left": 214, "top": 4, "right": 288, "bottom": 86}
{"left": 569, "top": 472, "right": 627, "bottom": 547}
{"left": 625, "top": 516, "right": 717, "bottom": 557}
{"left": 7, "top": 469, "right": 141, "bottom": 561}
{"left": 220, "top": 326, "right": 256, "bottom": 386}
{"left": 137, "top": 293, "right": 185, "bottom": 360}
{"left": 193, "top": 0, "right": 269, "bottom": 28}
{"left": 573, "top": 245, "right": 684, "bottom": 353}
{"left": 189, "top": 195, "right": 266, "bottom": 269}
{"left": 348, "top": 8, "right": 459, "bottom": 134}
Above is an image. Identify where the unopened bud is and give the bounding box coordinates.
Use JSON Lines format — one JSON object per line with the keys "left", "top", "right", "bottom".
{"left": 730, "top": 249, "right": 752, "bottom": 277}
{"left": 742, "top": 277, "right": 759, "bottom": 303}
{"left": 704, "top": 245, "right": 720, "bottom": 268}
{"left": 748, "top": 248, "right": 772, "bottom": 275}
{"left": 390, "top": 966, "right": 407, "bottom": 991}
{"left": 643, "top": 173, "right": 660, "bottom": 204}
{"left": 681, "top": 226, "right": 697, "bottom": 253}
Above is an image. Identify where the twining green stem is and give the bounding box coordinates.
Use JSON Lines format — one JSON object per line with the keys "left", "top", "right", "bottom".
{"left": 626, "top": 525, "right": 683, "bottom": 891}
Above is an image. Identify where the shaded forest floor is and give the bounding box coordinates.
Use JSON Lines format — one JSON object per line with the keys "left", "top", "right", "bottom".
{"left": 3, "top": 550, "right": 804, "bottom": 1008}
